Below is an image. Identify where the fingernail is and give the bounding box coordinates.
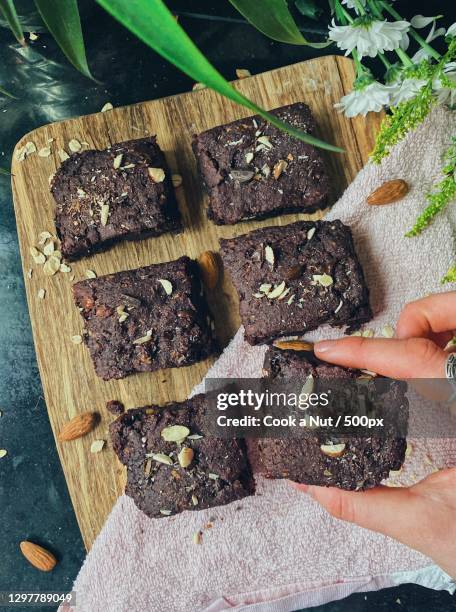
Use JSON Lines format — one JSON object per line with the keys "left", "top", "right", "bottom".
{"left": 314, "top": 340, "right": 336, "bottom": 354}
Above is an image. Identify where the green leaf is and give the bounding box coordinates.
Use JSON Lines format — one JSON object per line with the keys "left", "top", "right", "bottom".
{"left": 33, "top": 0, "right": 95, "bottom": 80}
{"left": 0, "top": 0, "right": 25, "bottom": 44}
{"left": 229, "top": 0, "right": 329, "bottom": 47}
{"left": 294, "top": 0, "right": 322, "bottom": 21}
{"left": 96, "top": 0, "right": 342, "bottom": 153}
{"left": 0, "top": 83, "right": 17, "bottom": 98}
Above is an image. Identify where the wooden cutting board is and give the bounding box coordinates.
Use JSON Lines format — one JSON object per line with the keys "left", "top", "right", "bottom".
{"left": 11, "top": 55, "right": 382, "bottom": 549}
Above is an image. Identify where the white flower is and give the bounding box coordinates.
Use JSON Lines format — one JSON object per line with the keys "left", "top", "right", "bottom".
{"left": 433, "top": 62, "right": 456, "bottom": 108}
{"left": 328, "top": 19, "right": 410, "bottom": 58}
{"left": 389, "top": 78, "right": 427, "bottom": 105}
{"left": 411, "top": 21, "right": 445, "bottom": 63}
{"left": 341, "top": 0, "right": 366, "bottom": 14}
{"left": 334, "top": 81, "right": 392, "bottom": 117}
{"left": 447, "top": 23, "right": 456, "bottom": 37}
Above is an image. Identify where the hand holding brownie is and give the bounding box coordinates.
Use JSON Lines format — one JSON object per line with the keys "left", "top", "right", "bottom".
{"left": 294, "top": 291, "right": 456, "bottom": 579}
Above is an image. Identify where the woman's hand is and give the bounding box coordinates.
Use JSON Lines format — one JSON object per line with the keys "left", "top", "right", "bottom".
{"left": 292, "top": 292, "right": 456, "bottom": 579}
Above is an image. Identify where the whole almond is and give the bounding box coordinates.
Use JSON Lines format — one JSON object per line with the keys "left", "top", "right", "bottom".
{"left": 367, "top": 179, "right": 409, "bottom": 205}
{"left": 58, "top": 412, "right": 98, "bottom": 441}
{"left": 20, "top": 541, "right": 57, "bottom": 572}
{"left": 273, "top": 339, "right": 314, "bottom": 352}
{"left": 198, "top": 251, "right": 220, "bottom": 290}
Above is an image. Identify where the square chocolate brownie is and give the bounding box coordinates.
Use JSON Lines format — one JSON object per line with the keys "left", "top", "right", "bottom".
{"left": 51, "top": 136, "right": 181, "bottom": 260}
{"left": 192, "top": 102, "right": 330, "bottom": 225}
{"left": 73, "top": 256, "right": 216, "bottom": 380}
{"left": 110, "top": 394, "right": 255, "bottom": 518}
{"left": 246, "top": 346, "right": 408, "bottom": 490}
{"left": 220, "top": 220, "right": 372, "bottom": 345}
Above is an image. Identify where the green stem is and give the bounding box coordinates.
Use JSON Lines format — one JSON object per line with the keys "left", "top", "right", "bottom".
{"left": 367, "top": 0, "right": 383, "bottom": 20}
{"left": 352, "top": 49, "right": 364, "bottom": 76}
{"left": 378, "top": 52, "right": 392, "bottom": 69}
{"left": 334, "top": 0, "right": 354, "bottom": 24}
{"left": 395, "top": 47, "right": 413, "bottom": 67}
{"left": 353, "top": 0, "right": 366, "bottom": 15}
{"left": 379, "top": 1, "right": 441, "bottom": 61}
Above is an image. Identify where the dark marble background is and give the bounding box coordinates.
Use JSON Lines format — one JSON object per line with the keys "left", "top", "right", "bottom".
{"left": 0, "top": 1, "right": 455, "bottom": 610}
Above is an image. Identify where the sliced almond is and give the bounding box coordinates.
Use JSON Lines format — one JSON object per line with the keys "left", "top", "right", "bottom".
{"left": 301, "top": 374, "right": 314, "bottom": 395}
{"left": 259, "top": 283, "right": 272, "bottom": 294}
{"left": 273, "top": 339, "right": 314, "bottom": 352}
{"left": 381, "top": 324, "right": 395, "bottom": 338}
{"left": 198, "top": 251, "right": 220, "bottom": 290}
{"left": 100, "top": 203, "right": 110, "bottom": 226}
{"left": 60, "top": 263, "right": 71, "bottom": 273}
{"left": 245, "top": 152, "right": 254, "bottom": 164}
{"left": 273, "top": 159, "right": 287, "bottom": 180}
{"left": 101, "top": 102, "right": 113, "bottom": 112}
{"left": 85, "top": 269, "right": 97, "bottom": 279}
{"left": 38, "top": 231, "right": 52, "bottom": 245}
{"left": 43, "top": 241, "right": 54, "bottom": 256}
{"left": 58, "top": 412, "right": 97, "bottom": 441}
{"left": 38, "top": 146, "right": 51, "bottom": 158}
{"left": 30, "top": 246, "right": 46, "bottom": 265}
{"left": 148, "top": 167, "right": 165, "bottom": 183}
{"left": 151, "top": 453, "right": 173, "bottom": 465}
{"left": 193, "top": 531, "right": 202, "bottom": 544}
{"left": 257, "top": 135, "right": 273, "bottom": 149}
{"left": 71, "top": 335, "right": 83, "bottom": 344}
{"left": 321, "top": 443, "right": 346, "bottom": 457}
{"left": 307, "top": 227, "right": 316, "bottom": 240}
{"left": 43, "top": 256, "right": 61, "bottom": 276}
{"left": 0, "top": 449, "right": 7, "bottom": 458}
{"left": 133, "top": 330, "right": 152, "bottom": 345}
{"left": 37, "top": 289, "right": 46, "bottom": 300}
{"left": 58, "top": 149, "right": 70, "bottom": 162}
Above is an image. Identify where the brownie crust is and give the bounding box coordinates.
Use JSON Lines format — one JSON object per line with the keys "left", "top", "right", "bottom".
{"left": 110, "top": 394, "right": 255, "bottom": 518}
{"left": 220, "top": 220, "right": 372, "bottom": 345}
{"left": 192, "top": 103, "right": 330, "bottom": 225}
{"left": 248, "top": 347, "right": 408, "bottom": 491}
{"left": 51, "top": 136, "right": 181, "bottom": 260}
{"left": 73, "top": 256, "right": 216, "bottom": 380}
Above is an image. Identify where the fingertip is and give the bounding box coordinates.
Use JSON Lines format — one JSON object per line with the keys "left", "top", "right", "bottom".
{"left": 288, "top": 480, "right": 309, "bottom": 493}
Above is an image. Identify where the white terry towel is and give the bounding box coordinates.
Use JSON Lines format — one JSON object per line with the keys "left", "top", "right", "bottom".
{"left": 64, "top": 106, "right": 456, "bottom": 612}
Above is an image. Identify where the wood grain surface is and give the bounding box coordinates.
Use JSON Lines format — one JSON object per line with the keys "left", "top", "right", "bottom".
{"left": 11, "top": 55, "right": 382, "bottom": 549}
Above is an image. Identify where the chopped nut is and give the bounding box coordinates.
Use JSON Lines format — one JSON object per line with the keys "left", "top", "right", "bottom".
{"left": 307, "top": 227, "right": 316, "bottom": 241}
{"left": 273, "top": 159, "right": 288, "bottom": 180}
{"left": 236, "top": 68, "right": 251, "bottom": 79}
{"left": 90, "top": 439, "right": 105, "bottom": 453}
{"left": 187, "top": 434, "right": 203, "bottom": 440}
{"left": 30, "top": 247, "right": 45, "bottom": 265}
{"left": 144, "top": 458, "right": 152, "bottom": 477}
{"left": 29, "top": 32, "right": 38, "bottom": 41}
{"left": 37, "top": 288, "right": 46, "bottom": 300}
{"left": 58, "top": 149, "right": 70, "bottom": 162}
{"left": 405, "top": 442, "right": 413, "bottom": 457}
{"left": 158, "top": 279, "right": 173, "bottom": 295}
{"left": 85, "top": 270, "right": 97, "bottom": 279}
{"left": 178, "top": 447, "right": 194, "bottom": 468}
{"left": 38, "top": 146, "right": 51, "bottom": 158}
{"left": 71, "top": 335, "right": 83, "bottom": 344}
{"left": 68, "top": 139, "right": 82, "bottom": 153}
{"left": 312, "top": 273, "right": 333, "bottom": 287}
{"left": 334, "top": 300, "right": 343, "bottom": 314}
{"left": 133, "top": 330, "right": 152, "bottom": 345}
{"left": 245, "top": 152, "right": 254, "bottom": 164}
{"left": 264, "top": 245, "right": 275, "bottom": 266}
{"left": 230, "top": 169, "right": 254, "bottom": 183}
{"left": 151, "top": 453, "right": 173, "bottom": 465}
{"left": 60, "top": 263, "right": 71, "bottom": 273}
{"left": 193, "top": 531, "right": 202, "bottom": 544}
{"left": 171, "top": 173, "right": 183, "bottom": 188}
{"left": 208, "top": 473, "right": 219, "bottom": 480}
{"left": 148, "top": 167, "right": 165, "bottom": 182}
{"left": 192, "top": 82, "right": 206, "bottom": 90}
{"left": 101, "top": 102, "right": 114, "bottom": 112}
{"left": 113, "top": 154, "right": 123, "bottom": 169}
{"left": 160, "top": 509, "right": 172, "bottom": 516}
{"left": 362, "top": 329, "right": 374, "bottom": 338}
{"left": 43, "top": 256, "right": 61, "bottom": 276}
{"left": 100, "top": 203, "right": 110, "bottom": 226}
{"left": 38, "top": 231, "right": 52, "bottom": 245}
{"left": 191, "top": 494, "right": 198, "bottom": 506}
{"left": 257, "top": 135, "right": 273, "bottom": 149}
{"left": 261, "top": 164, "right": 270, "bottom": 178}
{"left": 0, "top": 449, "right": 7, "bottom": 459}
{"left": 321, "top": 443, "right": 346, "bottom": 457}
{"left": 161, "top": 425, "right": 190, "bottom": 443}
{"left": 43, "top": 241, "right": 54, "bottom": 256}
{"left": 301, "top": 374, "right": 314, "bottom": 396}
{"left": 381, "top": 324, "right": 395, "bottom": 338}
{"left": 278, "top": 287, "right": 291, "bottom": 300}
{"left": 267, "top": 281, "right": 286, "bottom": 299}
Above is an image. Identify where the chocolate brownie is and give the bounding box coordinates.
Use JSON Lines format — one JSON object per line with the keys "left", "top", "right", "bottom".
{"left": 110, "top": 394, "right": 255, "bottom": 518}
{"left": 247, "top": 347, "right": 408, "bottom": 490}
{"left": 51, "top": 137, "right": 181, "bottom": 260}
{"left": 73, "top": 256, "right": 216, "bottom": 380}
{"left": 192, "top": 102, "right": 330, "bottom": 225}
{"left": 220, "top": 220, "right": 372, "bottom": 345}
